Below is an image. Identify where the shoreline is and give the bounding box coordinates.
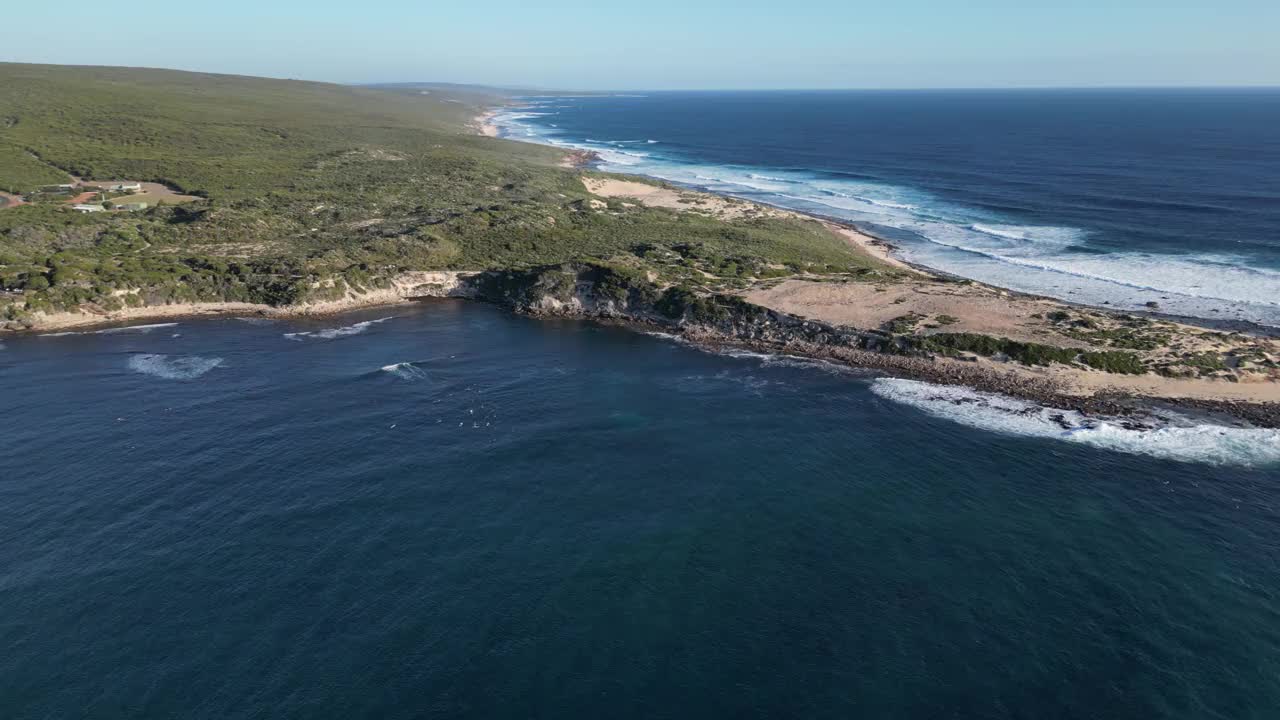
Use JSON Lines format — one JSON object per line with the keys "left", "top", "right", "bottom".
{"left": 7, "top": 275, "right": 1280, "bottom": 427}
{"left": 483, "top": 104, "right": 1280, "bottom": 336}
{"left": 3, "top": 106, "right": 1274, "bottom": 427}
{"left": 6, "top": 271, "right": 477, "bottom": 334}
{"left": 471, "top": 110, "right": 500, "bottom": 138}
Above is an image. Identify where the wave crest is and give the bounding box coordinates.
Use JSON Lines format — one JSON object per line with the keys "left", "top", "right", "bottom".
{"left": 380, "top": 361, "right": 428, "bottom": 381}
{"left": 870, "top": 378, "right": 1280, "bottom": 467}
{"left": 97, "top": 322, "right": 179, "bottom": 335}
{"left": 491, "top": 103, "right": 1280, "bottom": 326}
{"left": 284, "top": 316, "right": 396, "bottom": 341}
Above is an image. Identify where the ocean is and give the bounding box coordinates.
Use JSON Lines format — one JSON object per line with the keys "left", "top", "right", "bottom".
{"left": 2, "top": 306, "right": 1280, "bottom": 717}
{"left": 494, "top": 89, "right": 1280, "bottom": 327}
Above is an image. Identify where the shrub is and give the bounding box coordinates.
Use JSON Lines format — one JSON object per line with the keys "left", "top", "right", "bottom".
{"left": 1079, "top": 351, "right": 1146, "bottom": 375}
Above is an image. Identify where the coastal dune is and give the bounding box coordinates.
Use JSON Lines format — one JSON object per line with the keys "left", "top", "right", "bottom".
{"left": 745, "top": 278, "right": 1280, "bottom": 404}
{"left": 582, "top": 177, "right": 920, "bottom": 272}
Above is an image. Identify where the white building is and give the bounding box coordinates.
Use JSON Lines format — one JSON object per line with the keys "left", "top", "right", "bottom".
{"left": 71, "top": 204, "right": 105, "bottom": 213}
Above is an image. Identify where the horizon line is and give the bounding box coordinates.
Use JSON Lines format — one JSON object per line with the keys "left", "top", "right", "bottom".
{"left": 3, "top": 60, "right": 1277, "bottom": 93}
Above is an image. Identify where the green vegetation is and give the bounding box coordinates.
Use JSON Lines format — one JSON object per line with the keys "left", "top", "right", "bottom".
{"left": 1045, "top": 309, "right": 1172, "bottom": 351}
{"left": 883, "top": 313, "right": 925, "bottom": 334}
{"left": 654, "top": 286, "right": 767, "bottom": 324}
{"left": 1182, "top": 352, "right": 1227, "bottom": 372}
{"left": 1078, "top": 350, "right": 1147, "bottom": 375}
{"left": 0, "top": 63, "right": 883, "bottom": 323}
{"left": 924, "top": 333, "right": 1079, "bottom": 366}
{"left": 0, "top": 145, "right": 69, "bottom": 194}
{"left": 919, "top": 332, "right": 1146, "bottom": 374}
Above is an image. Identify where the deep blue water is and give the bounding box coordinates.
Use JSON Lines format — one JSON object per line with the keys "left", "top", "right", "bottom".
{"left": 495, "top": 89, "right": 1280, "bottom": 326}
{"left": 2, "top": 305, "right": 1280, "bottom": 718}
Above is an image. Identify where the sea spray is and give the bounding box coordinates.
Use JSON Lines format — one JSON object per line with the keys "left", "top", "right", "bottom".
{"left": 127, "top": 354, "right": 223, "bottom": 380}
{"left": 380, "top": 362, "right": 429, "bottom": 381}
{"left": 870, "top": 378, "right": 1280, "bottom": 467}
{"left": 493, "top": 94, "right": 1280, "bottom": 326}
{"left": 284, "top": 316, "right": 396, "bottom": 340}
{"left": 96, "top": 323, "right": 180, "bottom": 335}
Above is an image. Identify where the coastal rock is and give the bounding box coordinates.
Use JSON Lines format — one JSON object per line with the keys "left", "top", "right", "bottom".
{"left": 464, "top": 262, "right": 1280, "bottom": 428}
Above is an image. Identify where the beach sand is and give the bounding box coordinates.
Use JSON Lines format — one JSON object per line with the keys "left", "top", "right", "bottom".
{"left": 582, "top": 176, "right": 923, "bottom": 274}
{"left": 583, "top": 177, "right": 796, "bottom": 221}
{"left": 744, "top": 278, "right": 1280, "bottom": 404}
{"left": 472, "top": 111, "right": 500, "bottom": 138}
{"left": 576, "top": 170, "right": 1280, "bottom": 405}
{"left": 13, "top": 136, "right": 1280, "bottom": 408}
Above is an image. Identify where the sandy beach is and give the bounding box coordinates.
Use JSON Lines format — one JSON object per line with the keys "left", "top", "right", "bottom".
{"left": 581, "top": 177, "right": 923, "bottom": 274}
{"left": 472, "top": 111, "right": 500, "bottom": 137}
{"left": 9, "top": 118, "right": 1278, "bottom": 411}
{"left": 574, "top": 171, "right": 1280, "bottom": 407}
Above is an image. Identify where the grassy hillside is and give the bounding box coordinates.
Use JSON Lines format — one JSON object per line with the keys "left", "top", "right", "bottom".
{"left": 0, "top": 63, "right": 883, "bottom": 322}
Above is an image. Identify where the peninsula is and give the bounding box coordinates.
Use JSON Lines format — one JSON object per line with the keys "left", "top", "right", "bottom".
{"left": 2, "top": 63, "right": 1277, "bottom": 424}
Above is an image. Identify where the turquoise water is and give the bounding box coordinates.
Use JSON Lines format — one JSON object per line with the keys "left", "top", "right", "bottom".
{"left": 2, "top": 303, "right": 1279, "bottom": 717}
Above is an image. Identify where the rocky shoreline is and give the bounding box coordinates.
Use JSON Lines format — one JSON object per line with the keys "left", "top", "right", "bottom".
{"left": 462, "top": 263, "right": 1280, "bottom": 428}
{"left": 7, "top": 261, "right": 1279, "bottom": 428}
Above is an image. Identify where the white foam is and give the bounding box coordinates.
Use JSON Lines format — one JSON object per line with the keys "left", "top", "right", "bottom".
{"left": 127, "top": 354, "right": 223, "bottom": 380}
{"left": 645, "top": 332, "right": 865, "bottom": 375}
{"left": 492, "top": 102, "right": 1280, "bottom": 326}
{"left": 643, "top": 330, "right": 688, "bottom": 343}
{"left": 284, "top": 316, "right": 396, "bottom": 340}
{"left": 870, "top": 378, "right": 1280, "bottom": 467}
{"left": 95, "top": 322, "right": 179, "bottom": 335}
{"left": 41, "top": 322, "right": 180, "bottom": 338}
{"left": 380, "top": 361, "right": 427, "bottom": 381}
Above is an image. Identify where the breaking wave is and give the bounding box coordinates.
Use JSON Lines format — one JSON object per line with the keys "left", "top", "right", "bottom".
{"left": 96, "top": 323, "right": 179, "bottom": 335}
{"left": 493, "top": 102, "right": 1280, "bottom": 327}
{"left": 380, "top": 361, "right": 429, "bottom": 381}
{"left": 42, "top": 322, "right": 180, "bottom": 337}
{"left": 284, "top": 317, "right": 396, "bottom": 341}
{"left": 870, "top": 378, "right": 1280, "bottom": 467}
{"left": 128, "top": 354, "right": 223, "bottom": 380}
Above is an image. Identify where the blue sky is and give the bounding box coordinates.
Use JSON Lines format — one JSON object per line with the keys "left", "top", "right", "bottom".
{"left": 3, "top": 0, "right": 1277, "bottom": 89}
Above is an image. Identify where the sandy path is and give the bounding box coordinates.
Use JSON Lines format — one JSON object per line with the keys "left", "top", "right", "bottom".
{"left": 66, "top": 191, "right": 99, "bottom": 205}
